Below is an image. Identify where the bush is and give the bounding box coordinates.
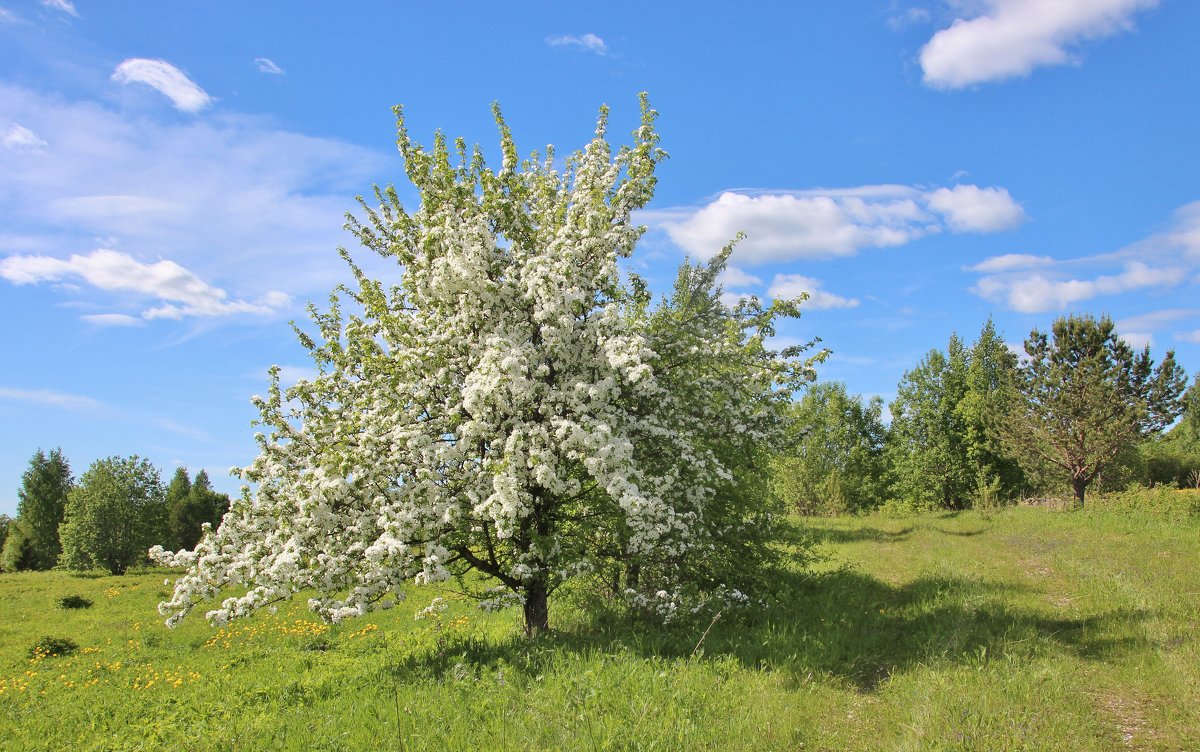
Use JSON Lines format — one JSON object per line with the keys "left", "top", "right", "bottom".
{"left": 56, "top": 594, "right": 93, "bottom": 609}
{"left": 28, "top": 636, "right": 79, "bottom": 660}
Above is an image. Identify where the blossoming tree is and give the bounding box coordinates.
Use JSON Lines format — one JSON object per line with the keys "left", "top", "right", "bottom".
{"left": 154, "top": 96, "right": 822, "bottom": 635}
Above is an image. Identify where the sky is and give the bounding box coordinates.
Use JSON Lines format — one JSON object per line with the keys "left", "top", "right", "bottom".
{"left": 1, "top": 0, "right": 1198, "bottom": 515}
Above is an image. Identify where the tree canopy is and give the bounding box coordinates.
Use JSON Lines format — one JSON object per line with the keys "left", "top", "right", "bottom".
{"left": 1001, "top": 314, "right": 1187, "bottom": 505}
{"left": 12, "top": 448, "right": 73, "bottom": 570}
{"left": 154, "top": 98, "right": 821, "bottom": 635}
{"left": 770, "top": 382, "right": 886, "bottom": 515}
{"left": 60, "top": 456, "right": 167, "bottom": 575}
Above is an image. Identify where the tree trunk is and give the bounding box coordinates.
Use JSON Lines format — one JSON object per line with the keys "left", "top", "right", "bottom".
{"left": 523, "top": 579, "right": 549, "bottom": 636}
{"left": 626, "top": 562, "right": 641, "bottom": 591}
{"left": 1072, "top": 476, "right": 1087, "bottom": 507}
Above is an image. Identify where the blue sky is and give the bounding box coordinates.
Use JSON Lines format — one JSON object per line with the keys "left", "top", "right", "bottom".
{"left": 1, "top": 0, "right": 1198, "bottom": 515}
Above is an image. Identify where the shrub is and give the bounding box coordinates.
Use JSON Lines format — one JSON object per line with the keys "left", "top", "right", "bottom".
{"left": 28, "top": 636, "right": 79, "bottom": 660}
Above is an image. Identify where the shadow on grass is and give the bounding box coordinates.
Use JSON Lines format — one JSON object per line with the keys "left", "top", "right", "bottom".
{"left": 802, "top": 526, "right": 915, "bottom": 545}
{"left": 931, "top": 526, "right": 987, "bottom": 537}
{"left": 395, "top": 566, "right": 1154, "bottom": 693}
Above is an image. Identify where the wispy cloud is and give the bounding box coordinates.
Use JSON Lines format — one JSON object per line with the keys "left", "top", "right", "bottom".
{"left": 920, "top": 0, "right": 1159, "bottom": 89}
{"left": 973, "top": 261, "right": 1182, "bottom": 313}
{"left": 546, "top": 33, "right": 608, "bottom": 55}
{"left": 2, "top": 123, "right": 47, "bottom": 149}
{"left": 0, "top": 249, "right": 290, "bottom": 320}
{"left": 966, "top": 253, "right": 1053, "bottom": 273}
{"left": 80, "top": 313, "right": 146, "bottom": 327}
{"left": 254, "top": 57, "right": 285, "bottom": 75}
{"left": 0, "top": 83, "right": 384, "bottom": 313}
{"left": 0, "top": 386, "right": 103, "bottom": 411}
{"left": 969, "top": 201, "right": 1199, "bottom": 313}
{"left": 647, "top": 184, "right": 1024, "bottom": 264}
{"left": 112, "top": 58, "right": 212, "bottom": 112}
{"left": 767, "top": 274, "right": 859, "bottom": 310}
{"left": 40, "top": 0, "right": 78, "bottom": 17}
{"left": 1119, "top": 331, "right": 1154, "bottom": 349}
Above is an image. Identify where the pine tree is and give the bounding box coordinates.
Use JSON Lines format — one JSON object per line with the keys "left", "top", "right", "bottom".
{"left": 14, "top": 448, "right": 73, "bottom": 569}
{"left": 1001, "top": 314, "right": 1187, "bottom": 505}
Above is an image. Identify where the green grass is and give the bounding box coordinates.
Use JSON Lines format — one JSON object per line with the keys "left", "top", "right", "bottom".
{"left": 2, "top": 503, "right": 1198, "bottom": 750}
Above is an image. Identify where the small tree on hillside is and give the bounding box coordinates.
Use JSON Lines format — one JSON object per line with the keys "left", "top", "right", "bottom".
{"left": 153, "top": 98, "right": 822, "bottom": 635}
{"left": 60, "top": 456, "right": 168, "bottom": 575}
{"left": 1001, "top": 314, "right": 1187, "bottom": 506}
{"left": 13, "top": 448, "right": 73, "bottom": 569}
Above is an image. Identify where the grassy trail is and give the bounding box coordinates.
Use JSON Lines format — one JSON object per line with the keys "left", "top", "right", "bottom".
{"left": 2, "top": 507, "right": 1197, "bottom": 750}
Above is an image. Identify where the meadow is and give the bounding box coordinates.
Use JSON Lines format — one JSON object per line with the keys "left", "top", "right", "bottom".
{"left": 2, "top": 496, "right": 1198, "bottom": 751}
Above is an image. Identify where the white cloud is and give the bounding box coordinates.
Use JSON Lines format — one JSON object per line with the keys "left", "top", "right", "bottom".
{"left": 255, "top": 57, "right": 285, "bottom": 75}
{"left": 0, "top": 83, "right": 385, "bottom": 310}
{"left": 767, "top": 274, "right": 860, "bottom": 310}
{"left": 926, "top": 185, "right": 1025, "bottom": 232}
{"left": 651, "top": 184, "right": 1023, "bottom": 264}
{"left": 40, "top": 0, "right": 78, "bottom": 17}
{"left": 3, "top": 123, "right": 47, "bottom": 149}
{"left": 0, "top": 386, "right": 102, "bottom": 411}
{"left": 716, "top": 266, "right": 762, "bottom": 288}
{"left": 0, "top": 8, "right": 19, "bottom": 23}
{"left": 969, "top": 202, "right": 1200, "bottom": 313}
{"left": 920, "top": 0, "right": 1159, "bottom": 89}
{"left": 112, "top": 58, "right": 212, "bottom": 113}
{"left": 546, "top": 33, "right": 608, "bottom": 55}
{"left": 967, "top": 253, "right": 1053, "bottom": 272}
{"left": 974, "top": 261, "right": 1182, "bottom": 313}
{"left": 0, "top": 249, "right": 290, "bottom": 319}
{"left": 1177, "top": 330, "right": 1200, "bottom": 344}
{"left": 81, "top": 313, "right": 145, "bottom": 327}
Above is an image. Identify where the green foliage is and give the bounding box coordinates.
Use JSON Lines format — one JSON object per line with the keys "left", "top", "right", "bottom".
{"left": 27, "top": 635, "right": 78, "bottom": 660}
{"left": 609, "top": 247, "right": 825, "bottom": 613}
{"left": 13, "top": 448, "right": 73, "bottom": 570}
{"left": 1, "top": 518, "right": 38, "bottom": 572}
{"left": 166, "top": 467, "right": 230, "bottom": 551}
{"left": 888, "top": 319, "right": 1024, "bottom": 510}
{"left": 1001, "top": 314, "right": 1188, "bottom": 505}
{"left": 56, "top": 594, "right": 93, "bottom": 609}
{"left": 0, "top": 514, "right": 9, "bottom": 563}
{"left": 59, "top": 456, "right": 168, "bottom": 575}
{"left": 770, "top": 382, "right": 887, "bottom": 515}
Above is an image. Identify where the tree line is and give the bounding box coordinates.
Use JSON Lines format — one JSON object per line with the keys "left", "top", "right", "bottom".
{"left": 771, "top": 314, "right": 1197, "bottom": 514}
{"left": 0, "top": 451, "right": 229, "bottom": 575}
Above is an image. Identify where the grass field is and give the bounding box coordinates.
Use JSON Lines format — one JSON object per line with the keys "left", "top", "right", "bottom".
{"left": 2, "top": 501, "right": 1198, "bottom": 750}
